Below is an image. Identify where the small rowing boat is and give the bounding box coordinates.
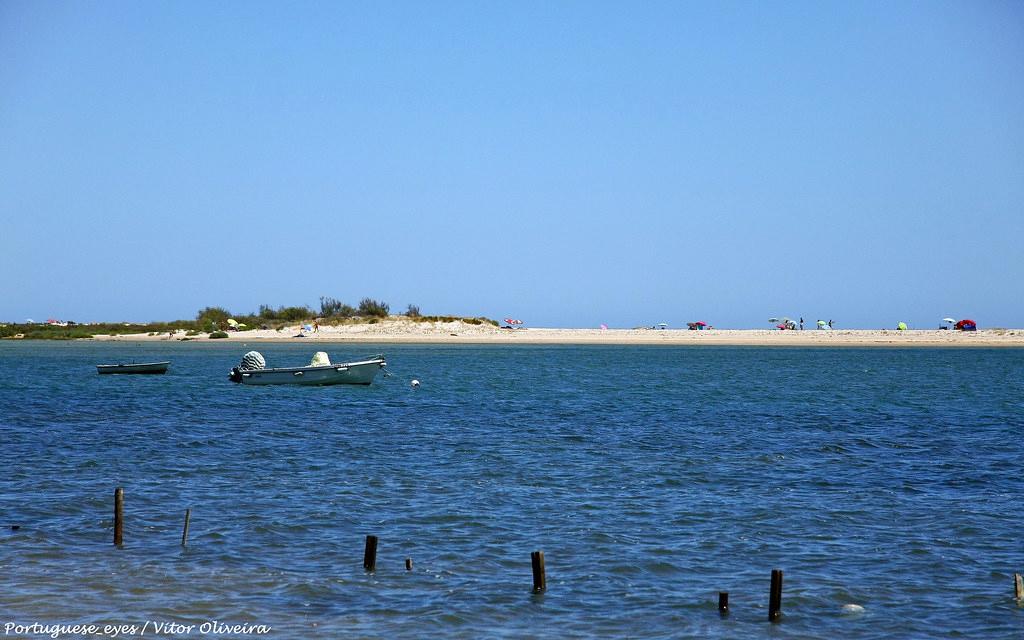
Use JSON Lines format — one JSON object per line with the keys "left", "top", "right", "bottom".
{"left": 97, "top": 361, "right": 170, "bottom": 375}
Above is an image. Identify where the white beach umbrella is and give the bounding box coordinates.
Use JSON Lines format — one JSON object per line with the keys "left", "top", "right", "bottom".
{"left": 942, "top": 317, "right": 955, "bottom": 324}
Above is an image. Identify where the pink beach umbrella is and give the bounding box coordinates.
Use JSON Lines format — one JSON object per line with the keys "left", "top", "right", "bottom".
{"left": 504, "top": 318, "right": 523, "bottom": 325}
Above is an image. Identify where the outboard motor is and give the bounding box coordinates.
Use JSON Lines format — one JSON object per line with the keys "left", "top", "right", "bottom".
{"left": 229, "top": 351, "right": 266, "bottom": 383}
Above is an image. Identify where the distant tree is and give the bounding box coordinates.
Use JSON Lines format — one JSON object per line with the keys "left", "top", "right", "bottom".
{"left": 358, "top": 298, "right": 390, "bottom": 318}
{"left": 196, "top": 306, "right": 230, "bottom": 329}
{"left": 278, "top": 305, "right": 313, "bottom": 321}
{"left": 319, "top": 296, "right": 356, "bottom": 318}
{"left": 320, "top": 296, "right": 344, "bottom": 317}
{"left": 258, "top": 304, "right": 277, "bottom": 319}
{"left": 338, "top": 304, "right": 356, "bottom": 318}
{"left": 405, "top": 304, "right": 421, "bottom": 318}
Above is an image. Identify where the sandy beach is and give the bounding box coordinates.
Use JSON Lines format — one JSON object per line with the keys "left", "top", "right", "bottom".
{"left": 90, "top": 319, "right": 1024, "bottom": 347}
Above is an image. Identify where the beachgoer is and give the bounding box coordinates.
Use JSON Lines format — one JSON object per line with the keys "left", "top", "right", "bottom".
{"left": 313, "top": 320, "right": 319, "bottom": 333}
{"left": 828, "top": 319, "right": 833, "bottom": 329}
{"left": 799, "top": 317, "right": 804, "bottom": 330}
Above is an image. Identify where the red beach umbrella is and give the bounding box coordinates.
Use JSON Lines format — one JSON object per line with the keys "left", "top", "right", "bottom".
{"left": 504, "top": 318, "right": 523, "bottom": 325}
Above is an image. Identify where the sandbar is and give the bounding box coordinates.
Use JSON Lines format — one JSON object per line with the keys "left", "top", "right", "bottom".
{"left": 89, "top": 320, "right": 1024, "bottom": 347}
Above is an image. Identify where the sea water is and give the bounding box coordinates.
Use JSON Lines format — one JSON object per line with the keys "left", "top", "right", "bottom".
{"left": 1, "top": 341, "right": 1022, "bottom": 639}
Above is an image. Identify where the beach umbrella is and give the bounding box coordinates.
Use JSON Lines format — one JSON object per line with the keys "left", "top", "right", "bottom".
{"left": 942, "top": 317, "right": 955, "bottom": 324}
{"left": 227, "top": 318, "right": 239, "bottom": 328}
{"left": 600, "top": 324, "right": 608, "bottom": 330}
{"left": 504, "top": 318, "right": 523, "bottom": 325}
{"left": 657, "top": 322, "right": 668, "bottom": 328}
{"left": 768, "top": 317, "right": 779, "bottom": 323}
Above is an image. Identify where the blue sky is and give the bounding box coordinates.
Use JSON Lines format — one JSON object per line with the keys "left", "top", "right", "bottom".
{"left": 2, "top": 1, "right": 1022, "bottom": 328}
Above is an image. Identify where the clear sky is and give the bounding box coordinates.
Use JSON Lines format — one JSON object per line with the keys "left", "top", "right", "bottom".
{"left": 2, "top": 1, "right": 1022, "bottom": 328}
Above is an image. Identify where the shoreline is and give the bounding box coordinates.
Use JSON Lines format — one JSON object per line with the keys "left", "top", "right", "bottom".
{"left": 64, "top": 321, "right": 1024, "bottom": 347}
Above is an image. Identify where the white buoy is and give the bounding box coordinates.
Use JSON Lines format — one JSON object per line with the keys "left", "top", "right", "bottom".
{"left": 840, "top": 604, "right": 865, "bottom": 615}
{"left": 411, "top": 379, "right": 420, "bottom": 388}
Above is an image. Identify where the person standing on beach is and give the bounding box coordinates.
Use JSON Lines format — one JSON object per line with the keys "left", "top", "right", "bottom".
{"left": 800, "top": 317, "right": 804, "bottom": 330}
{"left": 828, "top": 319, "right": 833, "bottom": 329}
{"left": 313, "top": 319, "right": 319, "bottom": 333}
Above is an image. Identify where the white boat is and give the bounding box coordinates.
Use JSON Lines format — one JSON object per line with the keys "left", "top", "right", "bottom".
{"left": 228, "top": 351, "right": 386, "bottom": 386}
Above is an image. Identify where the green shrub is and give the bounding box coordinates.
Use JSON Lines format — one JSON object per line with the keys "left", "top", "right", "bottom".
{"left": 358, "top": 298, "right": 389, "bottom": 317}
{"left": 196, "top": 306, "right": 230, "bottom": 328}
{"left": 405, "top": 304, "right": 421, "bottom": 318}
{"left": 320, "top": 296, "right": 356, "bottom": 318}
{"left": 256, "top": 304, "right": 313, "bottom": 321}
{"left": 209, "top": 331, "right": 229, "bottom": 339}
{"left": 282, "top": 306, "right": 313, "bottom": 321}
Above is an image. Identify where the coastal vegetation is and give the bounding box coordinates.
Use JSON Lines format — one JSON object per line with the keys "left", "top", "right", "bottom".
{"left": 1, "top": 296, "right": 498, "bottom": 339}
{"left": 0, "top": 320, "right": 193, "bottom": 340}
{"left": 317, "top": 296, "right": 389, "bottom": 319}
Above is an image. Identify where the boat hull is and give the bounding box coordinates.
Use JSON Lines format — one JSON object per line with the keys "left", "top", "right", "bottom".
{"left": 231, "top": 358, "right": 385, "bottom": 386}
{"left": 97, "top": 362, "right": 170, "bottom": 375}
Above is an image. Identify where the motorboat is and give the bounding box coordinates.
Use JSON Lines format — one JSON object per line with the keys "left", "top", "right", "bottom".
{"left": 228, "top": 351, "right": 386, "bottom": 386}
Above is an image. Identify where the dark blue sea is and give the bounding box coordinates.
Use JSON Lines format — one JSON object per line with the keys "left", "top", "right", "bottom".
{"left": 2, "top": 341, "right": 1023, "bottom": 639}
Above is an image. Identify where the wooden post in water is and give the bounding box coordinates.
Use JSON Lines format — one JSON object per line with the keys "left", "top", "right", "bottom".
{"left": 363, "top": 535, "right": 378, "bottom": 572}
{"left": 531, "top": 551, "right": 546, "bottom": 592}
{"left": 718, "top": 592, "right": 729, "bottom": 615}
{"left": 1014, "top": 573, "right": 1023, "bottom": 601}
{"left": 405, "top": 558, "right": 413, "bottom": 571}
{"left": 113, "top": 487, "right": 124, "bottom": 546}
{"left": 768, "top": 569, "right": 783, "bottom": 622}
{"left": 181, "top": 509, "right": 191, "bottom": 546}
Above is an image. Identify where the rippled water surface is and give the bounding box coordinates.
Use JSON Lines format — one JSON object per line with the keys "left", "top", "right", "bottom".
{"left": 2, "top": 341, "right": 1023, "bottom": 638}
